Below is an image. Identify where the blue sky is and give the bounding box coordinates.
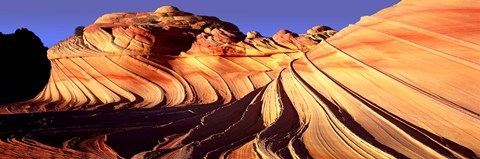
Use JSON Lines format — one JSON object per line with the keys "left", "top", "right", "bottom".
{"left": 0, "top": 0, "right": 399, "bottom": 47}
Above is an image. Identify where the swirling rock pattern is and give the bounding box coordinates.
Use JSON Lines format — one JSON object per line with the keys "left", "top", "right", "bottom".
{"left": 0, "top": 6, "right": 334, "bottom": 114}
{"left": 1, "top": 0, "right": 479, "bottom": 158}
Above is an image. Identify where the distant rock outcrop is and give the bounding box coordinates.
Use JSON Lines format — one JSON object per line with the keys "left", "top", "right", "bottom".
{"left": 0, "top": 28, "right": 50, "bottom": 104}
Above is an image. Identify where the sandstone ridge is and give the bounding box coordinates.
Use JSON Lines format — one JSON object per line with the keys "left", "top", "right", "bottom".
{"left": 48, "top": 6, "right": 335, "bottom": 59}
{"left": 0, "top": 6, "right": 336, "bottom": 113}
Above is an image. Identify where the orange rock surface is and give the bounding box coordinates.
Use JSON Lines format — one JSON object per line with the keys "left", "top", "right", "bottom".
{"left": 0, "top": 6, "right": 334, "bottom": 113}
{"left": 1, "top": 0, "right": 479, "bottom": 158}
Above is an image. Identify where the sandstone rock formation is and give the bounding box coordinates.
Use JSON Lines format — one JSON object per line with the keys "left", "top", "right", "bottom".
{"left": 0, "top": 6, "right": 335, "bottom": 113}
{"left": 1, "top": 0, "right": 480, "bottom": 158}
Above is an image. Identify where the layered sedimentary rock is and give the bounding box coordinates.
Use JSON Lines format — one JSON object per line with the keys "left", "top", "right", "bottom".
{"left": 1, "top": 0, "right": 480, "bottom": 158}
{"left": 0, "top": 6, "right": 334, "bottom": 113}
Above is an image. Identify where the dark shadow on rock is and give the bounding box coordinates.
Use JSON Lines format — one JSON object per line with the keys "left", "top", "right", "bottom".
{"left": 0, "top": 28, "right": 51, "bottom": 104}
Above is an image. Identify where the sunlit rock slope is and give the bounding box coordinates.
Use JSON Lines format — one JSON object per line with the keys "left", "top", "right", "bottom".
{"left": 0, "top": 6, "right": 334, "bottom": 113}
{"left": 1, "top": 0, "right": 479, "bottom": 158}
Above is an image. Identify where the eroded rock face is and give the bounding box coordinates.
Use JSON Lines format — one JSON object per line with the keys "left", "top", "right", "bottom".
{"left": 2, "top": 1, "right": 480, "bottom": 158}
{"left": 48, "top": 6, "right": 240, "bottom": 58}
{"left": 1, "top": 6, "right": 335, "bottom": 113}
{"left": 187, "top": 26, "right": 337, "bottom": 56}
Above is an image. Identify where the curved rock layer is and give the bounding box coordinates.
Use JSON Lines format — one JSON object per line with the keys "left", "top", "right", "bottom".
{"left": 1, "top": 0, "right": 480, "bottom": 158}
{"left": 0, "top": 7, "right": 335, "bottom": 112}
{"left": 0, "top": 6, "right": 334, "bottom": 113}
